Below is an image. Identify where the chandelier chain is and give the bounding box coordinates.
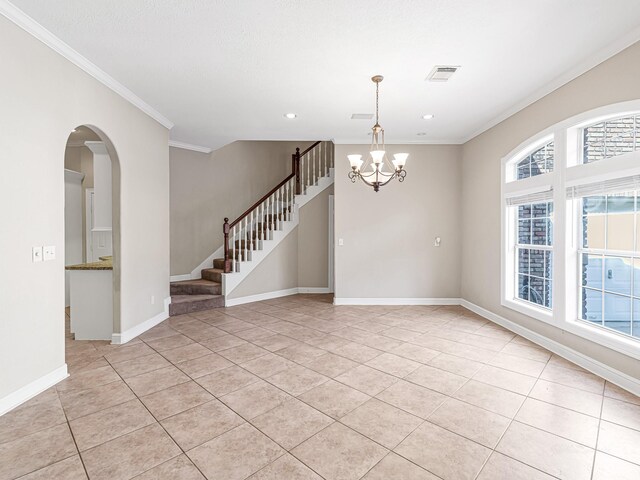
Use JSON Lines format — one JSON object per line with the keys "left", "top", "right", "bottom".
{"left": 375, "top": 81, "right": 379, "bottom": 124}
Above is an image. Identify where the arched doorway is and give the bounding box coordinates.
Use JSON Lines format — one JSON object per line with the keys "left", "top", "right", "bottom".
{"left": 63, "top": 125, "right": 121, "bottom": 343}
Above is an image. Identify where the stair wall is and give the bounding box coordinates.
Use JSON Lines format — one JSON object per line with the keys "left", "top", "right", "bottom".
{"left": 226, "top": 228, "right": 299, "bottom": 300}
{"left": 169, "top": 140, "right": 315, "bottom": 277}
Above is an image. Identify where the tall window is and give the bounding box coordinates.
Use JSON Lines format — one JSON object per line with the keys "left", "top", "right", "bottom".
{"left": 579, "top": 191, "right": 640, "bottom": 338}
{"left": 517, "top": 202, "right": 553, "bottom": 308}
{"left": 504, "top": 137, "right": 555, "bottom": 318}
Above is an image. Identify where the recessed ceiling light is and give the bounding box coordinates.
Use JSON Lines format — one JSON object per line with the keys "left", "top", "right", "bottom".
{"left": 416, "top": 132, "right": 428, "bottom": 136}
{"left": 422, "top": 114, "right": 434, "bottom": 120}
{"left": 284, "top": 113, "right": 297, "bottom": 119}
{"left": 351, "top": 113, "right": 374, "bottom": 120}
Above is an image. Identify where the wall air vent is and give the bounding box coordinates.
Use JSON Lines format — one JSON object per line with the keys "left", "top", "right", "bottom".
{"left": 351, "top": 113, "right": 374, "bottom": 120}
{"left": 427, "top": 66, "right": 460, "bottom": 82}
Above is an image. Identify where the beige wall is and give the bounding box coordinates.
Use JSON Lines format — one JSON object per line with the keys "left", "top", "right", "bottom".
{"left": 461, "top": 41, "right": 640, "bottom": 379}
{"left": 228, "top": 230, "right": 300, "bottom": 299}
{"left": 298, "top": 185, "right": 333, "bottom": 288}
{"left": 226, "top": 183, "right": 335, "bottom": 299}
{"left": 334, "top": 144, "right": 462, "bottom": 300}
{"left": 0, "top": 16, "right": 170, "bottom": 401}
{"left": 170, "top": 141, "right": 312, "bottom": 275}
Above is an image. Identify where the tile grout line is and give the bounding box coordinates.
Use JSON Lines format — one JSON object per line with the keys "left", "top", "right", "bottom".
{"left": 103, "top": 356, "right": 211, "bottom": 480}
{"left": 472, "top": 350, "right": 559, "bottom": 480}
{"left": 589, "top": 384, "right": 606, "bottom": 480}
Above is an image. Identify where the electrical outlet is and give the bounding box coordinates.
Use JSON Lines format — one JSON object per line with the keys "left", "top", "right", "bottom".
{"left": 151, "top": 295, "right": 155, "bottom": 305}
{"left": 32, "top": 246, "right": 43, "bottom": 262}
{"left": 434, "top": 236, "right": 441, "bottom": 247}
{"left": 338, "top": 238, "right": 344, "bottom": 246}
{"left": 43, "top": 246, "right": 56, "bottom": 261}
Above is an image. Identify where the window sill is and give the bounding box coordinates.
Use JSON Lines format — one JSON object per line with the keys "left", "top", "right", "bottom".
{"left": 562, "top": 319, "right": 640, "bottom": 362}
{"left": 502, "top": 298, "right": 554, "bottom": 325}
{"left": 502, "top": 297, "right": 640, "bottom": 361}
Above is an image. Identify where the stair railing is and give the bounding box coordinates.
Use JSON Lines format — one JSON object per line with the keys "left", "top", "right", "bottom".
{"left": 223, "top": 141, "right": 334, "bottom": 273}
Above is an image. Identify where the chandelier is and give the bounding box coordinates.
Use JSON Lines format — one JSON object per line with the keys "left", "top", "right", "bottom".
{"left": 348, "top": 75, "right": 408, "bottom": 192}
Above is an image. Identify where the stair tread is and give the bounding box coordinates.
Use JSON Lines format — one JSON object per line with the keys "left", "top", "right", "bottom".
{"left": 202, "top": 268, "right": 224, "bottom": 273}
{"left": 171, "top": 294, "right": 222, "bottom": 304}
{"left": 170, "top": 279, "right": 220, "bottom": 287}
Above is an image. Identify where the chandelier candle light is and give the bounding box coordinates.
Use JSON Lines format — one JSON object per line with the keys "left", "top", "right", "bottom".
{"left": 348, "top": 75, "right": 408, "bottom": 192}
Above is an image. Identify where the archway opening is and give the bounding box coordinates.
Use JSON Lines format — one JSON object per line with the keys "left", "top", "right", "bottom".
{"left": 63, "top": 125, "right": 121, "bottom": 345}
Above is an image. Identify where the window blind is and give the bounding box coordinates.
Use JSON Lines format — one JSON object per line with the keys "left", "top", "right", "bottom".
{"left": 566, "top": 174, "right": 640, "bottom": 198}
{"left": 505, "top": 187, "right": 553, "bottom": 206}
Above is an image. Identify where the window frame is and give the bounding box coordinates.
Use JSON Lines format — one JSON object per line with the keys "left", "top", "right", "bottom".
{"left": 501, "top": 100, "right": 640, "bottom": 361}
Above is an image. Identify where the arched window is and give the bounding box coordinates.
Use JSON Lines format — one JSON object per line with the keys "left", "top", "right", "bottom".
{"left": 502, "top": 101, "right": 640, "bottom": 360}
{"left": 516, "top": 140, "right": 554, "bottom": 179}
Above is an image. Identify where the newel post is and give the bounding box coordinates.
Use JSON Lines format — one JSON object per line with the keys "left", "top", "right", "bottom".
{"left": 223, "top": 217, "right": 231, "bottom": 273}
{"left": 294, "top": 147, "right": 301, "bottom": 195}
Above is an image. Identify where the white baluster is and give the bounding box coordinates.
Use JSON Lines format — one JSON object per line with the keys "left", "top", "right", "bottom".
{"left": 260, "top": 202, "right": 267, "bottom": 248}
{"left": 282, "top": 181, "right": 291, "bottom": 221}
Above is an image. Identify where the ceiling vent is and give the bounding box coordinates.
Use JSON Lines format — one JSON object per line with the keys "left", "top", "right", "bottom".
{"left": 351, "top": 113, "right": 374, "bottom": 120}
{"left": 427, "top": 66, "right": 460, "bottom": 82}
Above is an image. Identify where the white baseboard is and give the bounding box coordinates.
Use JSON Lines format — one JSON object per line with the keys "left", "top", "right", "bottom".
{"left": 112, "top": 296, "right": 171, "bottom": 344}
{"left": 333, "top": 297, "right": 462, "bottom": 306}
{"left": 0, "top": 364, "right": 68, "bottom": 416}
{"left": 169, "top": 274, "right": 192, "bottom": 282}
{"left": 225, "top": 288, "right": 300, "bottom": 307}
{"left": 298, "top": 287, "right": 331, "bottom": 294}
{"left": 460, "top": 299, "right": 640, "bottom": 397}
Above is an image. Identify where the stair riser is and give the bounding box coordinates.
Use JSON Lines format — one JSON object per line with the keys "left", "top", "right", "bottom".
{"left": 202, "top": 269, "right": 223, "bottom": 283}
{"left": 170, "top": 283, "right": 221, "bottom": 295}
{"left": 169, "top": 297, "right": 225, "bottom": 316}
{"left": 213, "top": 258, "right": 225, "bottom": 269}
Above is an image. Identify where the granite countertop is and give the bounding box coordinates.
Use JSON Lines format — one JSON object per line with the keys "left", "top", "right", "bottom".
{"left": 65, "top": 257, "right": 113, "bottom": 270}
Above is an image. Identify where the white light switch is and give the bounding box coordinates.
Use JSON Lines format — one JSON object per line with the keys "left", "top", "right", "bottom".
{"left": 32, "top": 246, "right": 43, "bottom": 262}
{"left": 434, "top": 237, "right": 441, "bottom": 247}
{"left": 44, "top": 246, "right": 56, "bottom": 261}
{"left": 338, "top": 238, "right": 344, "bottom": 246}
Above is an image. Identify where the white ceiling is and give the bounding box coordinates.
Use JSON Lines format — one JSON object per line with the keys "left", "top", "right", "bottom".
{"left": 10, "top": 0, "right": 640, "bottom": 150}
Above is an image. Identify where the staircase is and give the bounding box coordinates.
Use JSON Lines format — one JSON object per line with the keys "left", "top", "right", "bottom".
{"left": 169, "top": 141, "right": 334, "bottom": 315}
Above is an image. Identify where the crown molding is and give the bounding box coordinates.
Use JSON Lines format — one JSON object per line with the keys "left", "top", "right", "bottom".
{"left": 332, "top": 137, "right": 464, "bottom": 145}
{"left": 462, "top": 25, "right": 640, "bottom": 144}
{"left": 0, "top": 1, "right": 174, "bottom": 130}
{"left": 168, "top": 140, "right": 212, "bottom": 154}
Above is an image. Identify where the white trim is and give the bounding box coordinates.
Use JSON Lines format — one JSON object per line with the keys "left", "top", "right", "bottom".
{"left": 463, "top": 25, "right": 640, "bottom": 143}
{"left": 225, "top": 288, "right": 300, "bottom": 307}
{"left": 64, "top": 169, "right": 85, "bottom": 182}
{"left": 170, "top": 274, "right": 192, "bottom": 282}
{"left": 169, "top": 141, "right": 213, "bottom": 154}
{"left": 298, "top": 287, "right": 331, "bottom": 294}
{"left": 0, "top": 364, "right": 68, "bottom": 416}
{"left": 190, "top": 245, "right": 224, "bottom": 280}
{"left": 0, "top": 1, "right": 173, "bottom": 130}
{"left": 460, "top": 300, "right": 640, "bottom": 397}
{"left": 328, "top": 195, "right": 335, "bottom": 293}
{"left": 333, "top": 297, "right": 462, "bottom": 306}
{"left": 111, "top": 296, "right": 170, "bottom": 344}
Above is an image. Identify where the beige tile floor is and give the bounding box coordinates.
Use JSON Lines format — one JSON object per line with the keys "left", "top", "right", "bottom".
{"left": 2, "top": 295, "right": 640, "bottom": 479}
